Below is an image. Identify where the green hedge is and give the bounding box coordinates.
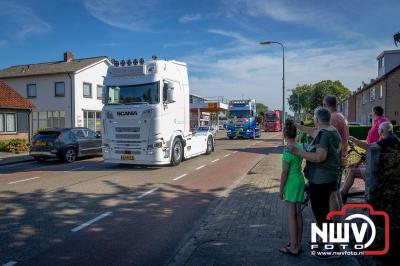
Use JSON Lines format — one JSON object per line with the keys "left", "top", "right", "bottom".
{"left": 349, "top": 125, "right": 400, "bottom": 140}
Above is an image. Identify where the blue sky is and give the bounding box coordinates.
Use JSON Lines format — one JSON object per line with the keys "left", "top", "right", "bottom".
{"left": 0, "top": 0, "right": 399, "bottom": 109}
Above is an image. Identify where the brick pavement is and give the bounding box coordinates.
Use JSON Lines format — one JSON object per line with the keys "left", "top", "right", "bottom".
{"left": 170, "top": 148, "right": 360, "bottom": 266}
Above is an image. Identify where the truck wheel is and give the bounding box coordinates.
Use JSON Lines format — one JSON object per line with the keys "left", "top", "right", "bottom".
{"left": 64, "top": 148, "right": 77, "bottom": 163}
{"left": 171, "top": 138, "right": 183, "bottom": 166}
{"left": 206, "top": 136, "right": 213, "bottom": 155}
{"left": 251, "top": 132, "right": 256, "bottom": 140}
{"left": 228, "top": 136, "right": 234, "bottom": 140}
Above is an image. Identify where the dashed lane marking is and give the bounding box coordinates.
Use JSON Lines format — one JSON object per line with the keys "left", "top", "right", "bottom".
{"left": 211, "top": 159, "right": 220, "bottom": 163}
{"left": 71, "top": 212, "right": 112, "bottom": 233}
{"left": 137, "top": 187, "right": 159, "bottom": 199}
{"left": 224, "top": 154, "right": 231, "bottom": 158}
{"left": 63, "top": 166, "right": 85, "bottom": 172}
{"left": 173, "top": 174, "right": 187, "bottom": 181}
{"left": 7, "top": 177, "right": 40, "bottom": 185}
{"left": 2, "top": 261, "right": 17, "bottom": 266}
{"left": 195, "top": 165, "right": 206, "bottom": 170}
{"left": 233, "top": 151, "right": 238, "bottom": 153}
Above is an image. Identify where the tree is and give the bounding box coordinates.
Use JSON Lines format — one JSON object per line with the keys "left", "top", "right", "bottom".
{"left": 256, "top": 103, "right": 268, "bottom": 115}
{"left": 288, "top": 80, "right": 351, "bottom": 117}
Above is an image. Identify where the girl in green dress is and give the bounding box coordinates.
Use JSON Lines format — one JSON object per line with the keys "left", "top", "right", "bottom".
{"left": 279, "top": 120, "right": 305, "bottom": 256}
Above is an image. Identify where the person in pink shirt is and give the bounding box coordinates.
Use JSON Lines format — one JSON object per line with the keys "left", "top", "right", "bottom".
{"left": 366, "top": 106, "right": 389, "bottom": 144}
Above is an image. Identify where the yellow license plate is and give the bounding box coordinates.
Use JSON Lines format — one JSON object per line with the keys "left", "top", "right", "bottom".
{"left": 36, "top": 140, "right": 49, "bottom": 146}
{"left": 121, "top": 155, "right": 135, "bottom": 160}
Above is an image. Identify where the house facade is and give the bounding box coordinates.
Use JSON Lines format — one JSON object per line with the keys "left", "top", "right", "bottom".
{"left": 0, "top": 52, "right": 111, "bottom": 134}
{"left": 340, "top": 49, "right": 400, "bottom": 125}
{"left": 0, "top": 80, "right": 35, "bottom": 142}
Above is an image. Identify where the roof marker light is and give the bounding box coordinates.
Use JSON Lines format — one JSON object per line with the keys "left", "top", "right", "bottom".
{"left": 139, "top": 58, "right": 145, "bottom": 65}
{"left": 133, "top": 59, "right": 138, "bottom": 65}
{"left": 120, "top": 59, "right": 126, "bottom": 66}
{"left": 127, "top": 59, "right": 132, "bottom": 66}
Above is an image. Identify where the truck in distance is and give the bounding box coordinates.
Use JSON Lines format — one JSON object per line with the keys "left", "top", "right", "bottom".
{"left": 264, "top": 110, "right": 281, "bottom": 132}
{"left": 226, "top": 99, "right": 261, "bottom": 139}
{"left": 101, "top": 58, "right": 215, "bottom": 166}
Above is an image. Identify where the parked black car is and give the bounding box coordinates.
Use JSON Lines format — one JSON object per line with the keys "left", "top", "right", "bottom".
{"left": 30, "top": 128, "right": 102, "bottom": 163}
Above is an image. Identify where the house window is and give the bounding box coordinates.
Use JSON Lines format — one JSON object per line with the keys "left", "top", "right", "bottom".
{"left": 379, "top": 85, "right": 383, "bottom": 98}
{"left": 32, "top": 111, "right": 66, "bottom": 132}
{"left": 0, "top": 113, "right": 17, "bottom": 132}
{"left": 27, "top": 84, "right": 37, "bottom": 98}
{"left": 370, "top": 87, "right": 376, "bottom": 102}
{"left": 83, "top": 110, "right": 102, "bottom": 132}
{"left": 55, "top": 82, "right": 65, "bottom": 97}
{"left": 83, "top": 82, "right": 92, "bottom": 98}
{"left": 97, "top": 85, "right": 103, "bottom": 100}
{"left": 362, "top": 92, "right": 368, "bottom": 104}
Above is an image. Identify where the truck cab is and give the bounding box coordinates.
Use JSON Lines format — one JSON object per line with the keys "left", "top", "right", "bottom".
{"left": 226, "top": 99, "right": 260, "bottom": 139}
{"left": 101, "top": 59, "right": 214, "bottom": 165}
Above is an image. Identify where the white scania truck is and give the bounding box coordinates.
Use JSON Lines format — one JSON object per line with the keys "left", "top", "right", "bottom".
{"left": 101, "top": 59, "right": 214, "bottom": 165}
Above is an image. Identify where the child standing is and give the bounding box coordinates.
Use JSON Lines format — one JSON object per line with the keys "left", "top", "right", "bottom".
{"left": 279, "top": 120, "right": 305, "bottom": 256}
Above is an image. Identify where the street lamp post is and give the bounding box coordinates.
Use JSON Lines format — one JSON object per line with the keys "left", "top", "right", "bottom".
{"left": 260, "top": 41, "right": 285, "bottom": 145}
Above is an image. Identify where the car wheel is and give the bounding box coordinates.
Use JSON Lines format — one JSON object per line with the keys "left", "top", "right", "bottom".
{"left": 206, "top": 136, "right": 213, "bottom": 155}
{"left": 64, "top": 148, "right": 77, "bottom": 163}
{"left": 170, "top": 138, "right": 183, "bottom": 166}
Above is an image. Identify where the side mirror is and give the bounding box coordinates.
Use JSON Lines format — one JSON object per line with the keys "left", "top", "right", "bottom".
{"left": 167, "top": 83, "right": 176, "bottom": 103}
{"left": 96, "top": 132, "right": 101, "bottom": 138}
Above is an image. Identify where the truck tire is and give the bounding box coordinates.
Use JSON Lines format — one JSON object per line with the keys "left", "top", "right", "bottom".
{"left": 206, "top": 136, "right": 213, "bottom": 155}
{"left": 228, "top": 136, "right": 234, "bottom": 140}
{"left": 171, "top": 138, "right": 183, "bottom": 166}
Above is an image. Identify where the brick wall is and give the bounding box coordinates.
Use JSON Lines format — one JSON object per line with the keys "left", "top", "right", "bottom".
{"left": 385, "top": 67, "right": 400, "bottom": 125}
{"left": 0, "top": 133, "right": 29, "bottom": 142}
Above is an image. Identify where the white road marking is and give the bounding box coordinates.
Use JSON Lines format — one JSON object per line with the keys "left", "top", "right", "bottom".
{"left": 3, "top": 261, "right": 17, "bottom": 266}
{"left": 71, "top": 212, "right": 112, "bottom": 233}
{"left": 233, "top": 151, "right": 238, "bottom": 153}
{"left": 8, "top": 177, "right": 40, "bottom": 185}
{"left": 211, "top": 159, "right": 220, "bottom": 163}
{"left": 173, "top": 174, "right": 187, "bottom": 181}
{"left": 63, "top": 166, "right": 85, "bottom": 172}
{"left": 195, "top": 165, "right": 206, "bottom": 170}
{"left": 224, "top": 154, "right": 231, "bottom": 158}
{"left": 137, "top": 187, "right": 159, "bottom": 199}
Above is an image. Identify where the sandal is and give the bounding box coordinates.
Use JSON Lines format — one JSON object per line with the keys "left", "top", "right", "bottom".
{"left": 286, "top": 242, "right": 304, "bottom": 253}
{"left": 279, "top": 246, "right": 299, "bottom": 256}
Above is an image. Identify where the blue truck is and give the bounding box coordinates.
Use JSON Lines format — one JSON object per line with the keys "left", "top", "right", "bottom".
{"left": 226, "top": 99, "right": 261, "bottom": 139}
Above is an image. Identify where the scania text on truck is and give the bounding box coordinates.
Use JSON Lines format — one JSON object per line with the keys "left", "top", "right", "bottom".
{"left": 264, "top": 110, "right": 281, "bottom": 132}
{"left": 101, "top": 58, "right": 214, "bottom": 166}
{"left": 226, "top": 99, "right": 261, "bottom": 139}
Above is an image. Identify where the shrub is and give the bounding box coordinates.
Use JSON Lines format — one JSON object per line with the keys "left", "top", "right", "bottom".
{"left": 6, "top": 139, "right": 29, "bottom": 154}
{"left": 349, "top": 125, "right": 371, "bottom": 140}
{"left": 372, "top": 150, "right": 400, "bottom": 226}
{"left": 0, "top": 141, "right": 8, "bottom": 151}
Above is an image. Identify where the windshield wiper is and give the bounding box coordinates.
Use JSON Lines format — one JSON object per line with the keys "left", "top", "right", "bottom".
{"left": 124, "top": 102, "right": 150, "bottom": 105}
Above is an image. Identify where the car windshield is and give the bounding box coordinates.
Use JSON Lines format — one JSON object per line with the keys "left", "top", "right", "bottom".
{"left": 197, "top": 127, "right": 210, "bottom": 131}
{"left": 229, "top": 110, "right": 250, "bottom": 118}
{"left": 106, "top": 82, "right": 160, "bottom": 104}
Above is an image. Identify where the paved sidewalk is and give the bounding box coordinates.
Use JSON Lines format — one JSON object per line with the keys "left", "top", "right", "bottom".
{"left": 0, "top": 152, "right": 33, "bottom": 166}
{"left": 170, "top": 148, "right": 360, "bottom": 266}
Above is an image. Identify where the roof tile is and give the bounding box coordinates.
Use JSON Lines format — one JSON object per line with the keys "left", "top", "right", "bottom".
{"left": 0, "top": 80, "right": 36, "bottom": 109}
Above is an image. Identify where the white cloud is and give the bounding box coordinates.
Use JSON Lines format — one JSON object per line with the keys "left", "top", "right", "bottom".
{"left": 84, "top": 0, "right": 159, "bottom": 31}
{"left": 0, "top": 0, "right": 51, "bottom": 40}
{"left": 179, "top": 14, "right": 202, "bottom": 23}
{"left": 181, "top": 29, "right": 389, "bottom": 109}
{"left": 222, "top": 0, "right": 361, "bottom": 38}
{"left": 163, "top": 41, "right": 199, "bottom": 48}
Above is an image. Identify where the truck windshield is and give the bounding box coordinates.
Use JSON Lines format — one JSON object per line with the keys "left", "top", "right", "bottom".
{"left": 265, "top": 115, "right": 277, "bottom": 122}
{"left": 106, "top": 82, "right": 160, "bottom": 104}
{"left": 229, "top": 110, "right": 250, "bottom": 118}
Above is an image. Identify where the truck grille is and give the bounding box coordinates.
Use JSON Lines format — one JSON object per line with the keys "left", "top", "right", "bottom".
{"left": 114, "top": 150, "right": 142, "bottom": 155}
{"left": 115, "top": 134, "right": 140, "bottom": 139}
{"left": 115, "top": 127, "right": 140, "bottom": 133}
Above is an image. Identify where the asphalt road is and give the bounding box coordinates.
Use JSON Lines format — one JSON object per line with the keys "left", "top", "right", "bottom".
{"left": 0, "top": 131, "right": 282, "bottom": 266}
